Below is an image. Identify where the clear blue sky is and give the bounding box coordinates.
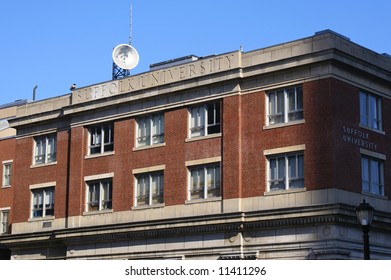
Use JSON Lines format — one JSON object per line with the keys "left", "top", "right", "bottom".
{"left": 0, "top": 0, "right": 390, "bottom": 105}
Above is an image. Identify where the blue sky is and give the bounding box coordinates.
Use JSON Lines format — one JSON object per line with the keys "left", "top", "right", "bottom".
{"left": 0, "top": 0, "right": 390, "bottom": 105}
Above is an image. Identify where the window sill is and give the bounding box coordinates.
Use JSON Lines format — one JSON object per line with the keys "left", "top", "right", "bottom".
{"left": 132, "top": 203, "right": 165, "bottom": 210}
{"left": 185, "top": 133, "right": 222, "bottom": 143}
{"left": 361, "top": 191, "right": 388, "bottom": 200}
{"left": 263, "top": 119, "right": 305, "bottom": 130}
{"left": 30, "top": 161, "right": 57, "bottom": 169}
{"left": 185, "top": 196, "right": 222, "bottom": 204}
{"left": 1, "top": 185, "right": 11, "bottom": 189}
{"left": 359, "top": 124, "right": 386, "bottom": 135}
{"left": 28, "top": 216, "right": 55, "bottom": 223}
{"left": 85, "top": 151, "right": 115, "bottom": 160}
{"left": 83, "top": 209, "right": 113, "bottom": 216}
{"left": 133, "top": 142, "right": 166, "bottom": 151}
{"left": 264, "top": 187, "right": 306, "bottom": 196}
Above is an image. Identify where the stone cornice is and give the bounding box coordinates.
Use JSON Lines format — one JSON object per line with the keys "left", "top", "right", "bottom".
{"left": 2, "top": 203, "right": 390, "bottom": 251}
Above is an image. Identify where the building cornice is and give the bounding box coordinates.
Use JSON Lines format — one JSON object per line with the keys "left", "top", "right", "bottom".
{"left": 2, "top": 203, "right": 390, "bottom": 251}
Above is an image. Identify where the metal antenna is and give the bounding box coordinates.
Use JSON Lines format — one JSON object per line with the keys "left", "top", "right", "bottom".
{"left": 129, "top": 4, "right": 133, "bottom": 45}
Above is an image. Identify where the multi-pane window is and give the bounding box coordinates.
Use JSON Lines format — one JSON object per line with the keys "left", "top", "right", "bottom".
{"left": 268, "top": 153, "right": 304, "bottom": 191}
{"left": 360, "top": 91, "right": 382, "bottom": 130}
{"left": 135, "top": 172, "right": 164, "bottom": 206}
{"left": 189, "top": 102, "right": 221, "bottom": 138}
{"left": 361, "top": 156, "right": 384, "bottom": 196}
{"left": 31, "top": 187, "right": 54, "bottom": 218}
{"left": 89, "top": 123, "right": 114, "bottom": 155}
{"left": 267, "top": 85, "right": 303, "bottom": 125}
{"left": 86, "top": 180, "right": 112, "bottom": 212}
{"left": 34, "top": 134, "right": 56, "bottom": 164}
{"left": 188, "top": 163, "right": 221, "bottom": 200}
{"left": 136, "top": 114, "right": 164, "bottom": 147}
{"left": 0, "top": 210, "right": 10, "bottom": 234}
{"left": 2, "top": 162, "right": 12, "bottom": 187}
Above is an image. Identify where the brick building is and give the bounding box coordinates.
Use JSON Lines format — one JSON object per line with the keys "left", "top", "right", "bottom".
{"left": 0, "top": 30, "right": 390, "bottom": 259}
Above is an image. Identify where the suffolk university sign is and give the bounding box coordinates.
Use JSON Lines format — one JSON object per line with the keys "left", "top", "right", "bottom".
{"left": 72, "top": 51, "right": 240, "bottom": 104}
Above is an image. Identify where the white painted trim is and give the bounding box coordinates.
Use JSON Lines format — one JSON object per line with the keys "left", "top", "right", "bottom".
{"left": 29, "top": 181, "right": 56, "bottom": 190}
{"left": 84, "top": 172, "right": 114, "bottom": 182}
{"left": 263, "top": 144, "right": 306, "bottom": 156}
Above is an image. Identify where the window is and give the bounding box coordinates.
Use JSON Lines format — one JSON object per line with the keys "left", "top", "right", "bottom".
{"left": 135, "top": 172, "right": 164, "bottom": 206}
{"left": 360, "top": 91, "right": 382, "bottom": 130}
{"left": 89, "top": 123, "right": 114, "bottom": 155}
{"left": 267, "top": 85, "right": 303, "bottom": 125}
{"left": 34, "top": 134, "right": 56, "bottom": 164}
{"left": 136, "top": 114, "right": 164, "bottom": 147}
{"left": 268, "top": 153, "right": 304, "bottom": 191}
{"left": 361, "top": 156, "right": 384, "bottom": 196}
{"left": 189, "top": 102, "right": 221, "bottom": 138}
{"left": 188, "top": 163, "right": 221, "bottom": 200}
{"left": 0, "top": 210, "right": 10, "bottom": 234}
{"left": 31, "top": 187, "right": 54, "bottom": 218}
{"left": 86, "top": 180, "right": 112, "bottom": 212}
{"left": 2, "top": 162, "right": 12, "bottom": 187}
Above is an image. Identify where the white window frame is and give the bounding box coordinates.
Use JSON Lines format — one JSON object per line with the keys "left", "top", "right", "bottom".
{"left": 34, "top": 134, "right": 57, "bottom": 165}
{"left": 86, "top": 179, "right": 113, "bottom": 212}
{"left": 136, "top": 114, "right": 164, "bottom": 147}
{"left": 188, "top": 163, "right": 221, "bottom": 200}
{"left": 88, "top": 123, "right": 114, "bottom": 155}
{"left": 267, "top": 153, "right": 304, "bottom": 191}
{"left": 189, "top": 102, "right": 221, "bottom": 138}
{"left": 0, "top": 208, "right": 10, "bottom": 235}
{"left": 360, "top": 91, "right": 382, "bottom": 131}
{"left": 30, "top": 187, "right": 55, "bottom": 219}
{"left": 2, "top": 160, "right": 12, "bottom": 187}
{"left": 134, "top": 172, "right": 164, "bottom": 207}
{"left": 267, "top": 85, "right": 303, "bottom": 125}
{"left": 361, "top": 155, "right": 384, "bottom": 196}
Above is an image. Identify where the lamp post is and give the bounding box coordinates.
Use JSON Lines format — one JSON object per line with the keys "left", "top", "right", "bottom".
{"left": 355, "top": 199, "right": 374, "bottom": 260}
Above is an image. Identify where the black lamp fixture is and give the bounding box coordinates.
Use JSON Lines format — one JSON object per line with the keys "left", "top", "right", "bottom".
{"left": 355, "top": 199, "right": 374, "bottom": 260}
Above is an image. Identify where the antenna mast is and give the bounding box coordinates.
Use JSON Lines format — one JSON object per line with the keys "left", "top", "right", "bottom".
{"left": 129, "top": 4, "right": 132, "bottom": 45}
{"left": 112, "top": 3, "right": 135, "bottom": 80}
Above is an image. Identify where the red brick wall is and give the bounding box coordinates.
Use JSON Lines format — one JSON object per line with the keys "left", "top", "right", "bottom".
{"left": 0, "top": 138, "right": 15, "bottom": 210}
{"left": 239, "top": 78, "right": 376, "bottom": 198}
{"left": 12, "top": 130, "right": 69, "bottom": 223}
{"left": 9, "top": 77, "right": 391, "bottom": 224}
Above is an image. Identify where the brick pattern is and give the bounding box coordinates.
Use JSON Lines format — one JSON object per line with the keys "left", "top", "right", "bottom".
{"left": 6, "top": 78, "right": 391, "bottom": 224}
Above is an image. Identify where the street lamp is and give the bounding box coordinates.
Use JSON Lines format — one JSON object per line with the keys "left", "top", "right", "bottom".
{"left": 355, "top": 199, "right": 374, "bottom": 260}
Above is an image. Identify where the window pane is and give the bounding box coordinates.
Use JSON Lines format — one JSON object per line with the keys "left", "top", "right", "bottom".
{"left": 103, "top": 124, "right": 114, "bottom": 152}
{"left": 296, "top": 87, "right": 303, "bottom": 110}
{"left": 33, "top": 191, "right": 43, "bottom": 217}
{"left": 152, "top": 114, "right": 164, "bottom": 144}
{"left": 360, "top": 92, "right": 368, "bottom": 126}
{"left": 369, "top": 95, "right": 378, "bottom": 129}
{"left": 35, "top": 139, "right": 46, "bottom": 164}
{"left": 207, "top": 165, "right": 220, "bottom": 198}
{"left": 137, "top": 117, "right": 150, "bottom": 146}
{"left": 151, "top": 173, "right": 164, "bottom": 204}
{"left": 288, "top": 155, "right": 297, "bottom": 178}
{"left": 277, "top": 90, "right": 284, "bottom": 114}
{"left": 45, "top": 188, "right": 54, "bottom": 216}
{"left": 102, "top": 181, "right": 112, "bottom": 209}
{"left": 269, "top": 157, "right": 285, "bottom": 190}
{"left": 137, "top": 176, "right": 149, "bottom": 206}
{"left": 1, "top": 211, "right": 9, "bottom": 234}
{"left": 190, "top": 107, "right": 205, "bottom": 137}
{"left": 47, "top": 137, "right": 56, "bottom": 162}
{"left": 289, "top": 154, "right": 304, "bottom": 188}
{"left": 88, "top": 183, "right": 99, "bottom": 211}
{"left": 361, "top": 157, "right": 370, "bottom": 192}
{"left": 207, "top": 103, "right": 221, "bottom": 135}
{"left": 190, "top": 168, "right": 204, "bottom": 199}
{"left": 268, "top": 91, "right": 284, "bottom": 124}
{"left": 288, "top": 88, "right": 295, "bottom": 111}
